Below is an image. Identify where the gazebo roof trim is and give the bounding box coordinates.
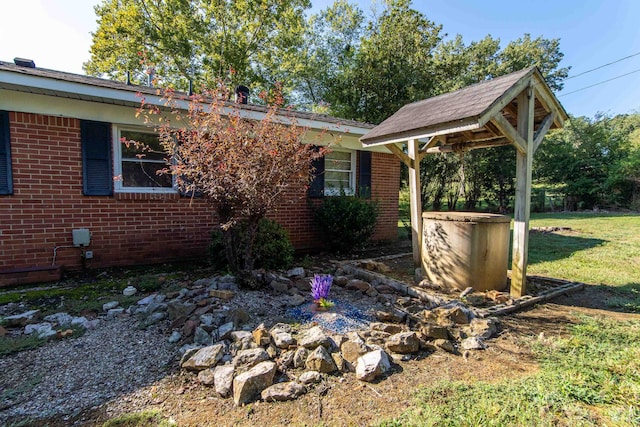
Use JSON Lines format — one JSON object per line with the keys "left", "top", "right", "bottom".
{"left": 361, "top": 67, "right": 567, "bottom": 146}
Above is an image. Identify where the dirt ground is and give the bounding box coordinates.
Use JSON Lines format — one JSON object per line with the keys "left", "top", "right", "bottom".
{"left": 15, "top": 248, "right": 640, "bottom": 427}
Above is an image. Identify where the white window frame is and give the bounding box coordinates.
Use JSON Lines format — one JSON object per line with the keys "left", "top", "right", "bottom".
{"left": 112, "top": 125, "right": 177, "bottom": 193}
{"left": 324, "top": 148, "right": 356, "bottom": 196}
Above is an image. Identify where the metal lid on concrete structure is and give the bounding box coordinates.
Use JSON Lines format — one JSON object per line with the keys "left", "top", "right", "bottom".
{"left": 422, "top": 211, "right": 511, "bottom": 223}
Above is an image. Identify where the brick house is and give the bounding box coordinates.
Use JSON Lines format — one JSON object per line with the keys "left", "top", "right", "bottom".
{"left": 0, "top": 60, "right": 400, "bottom": 285}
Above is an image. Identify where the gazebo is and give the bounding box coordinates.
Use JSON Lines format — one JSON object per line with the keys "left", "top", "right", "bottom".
{"left": 360, "top": 67, "right": 568, "bottom": 297}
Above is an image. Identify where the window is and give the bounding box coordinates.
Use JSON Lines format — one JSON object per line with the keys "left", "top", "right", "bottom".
{"left": 0, "top": 111, "right": 12, "bottom": 195}
{"left": 113, "top": 127, "right": 174, "bottom": 192}
{"left": 319, "top": 149, "right": 356, "bottom": 196}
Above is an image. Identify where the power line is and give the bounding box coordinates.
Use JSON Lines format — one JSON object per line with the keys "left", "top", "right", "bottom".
{"left": 559, "top": 67, "right": 640, "bottom": 97}
{"left": 566, "top": 51, "right": 640, "bottom": 80}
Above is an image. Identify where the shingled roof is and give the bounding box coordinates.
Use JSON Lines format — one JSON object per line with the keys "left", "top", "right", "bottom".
{"left": 361, "top": 66, "right": 567, "bottom": 146}
{"left": 0, "top": 60, "right": 374, "bottom": 132}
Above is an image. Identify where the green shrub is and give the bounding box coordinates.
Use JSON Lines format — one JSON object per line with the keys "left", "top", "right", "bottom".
{"left": 313, "top": 194, "right": 379, "bottom": 252}
{"left": 208, "top": 218, "right": 294, "bottom": 271}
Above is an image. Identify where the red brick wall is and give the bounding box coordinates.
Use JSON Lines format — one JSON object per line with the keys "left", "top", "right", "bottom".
{"left": 0, "top": 112, "right": 400, "bottom": 272}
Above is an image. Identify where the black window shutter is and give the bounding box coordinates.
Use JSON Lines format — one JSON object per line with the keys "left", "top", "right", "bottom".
{"left": 0, "top": 111, "right": 12, "bottom": 195}
{"left": 308, "top": 154, "right": 325, "bottom": 198}
{"left": 358, "top": 150, "right": 372, "bottom": 198}
{"left": 81, "top": 120, "right": 112, "bottom": 196}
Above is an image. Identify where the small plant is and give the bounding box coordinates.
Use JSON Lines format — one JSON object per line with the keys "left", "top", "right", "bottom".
{"left": 208, "top": 218, "right": 294, "bottom": 273}
{"left": 313, "top": 193, "right": 379, "bottom": 253}
{"left": 311, "top": 274, "right": 334, "bottom": 308}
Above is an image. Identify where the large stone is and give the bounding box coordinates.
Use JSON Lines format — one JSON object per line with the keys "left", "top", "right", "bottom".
{"left": 217, "top": 321, "right": 235, "bottom": 341}
{"left": 43, "top": 312, "right": 73, "bottom": 327}
{"left": 346, "top": 279, "right": 371, "bottom": 292}
{"left": 214, "top": 364, "right": 235, "bottom": 397}
{"left": 261, "top": 381, "right": 307, "bottom": 402}
{"left": 436, "top": 305, "right": 471, "bottom": 325}
{"left": 227, "top": 309, "right": 250, "bottom": 327}
{"left": 355, "top": 350, "right": 391, "bottom": 382}
{"left": 233, "top": 348, "right": 270, "bottom": 370}
{"left": 340, "top": 337, "right": 370, "bottom": 364}
{"left": 305, "top": 345, "right": 338, "bottom": 373}
{"left": 102, "top": 301, "right": 119, "bottom": 311}
{"left": 293, "top": 347, "right": 309, "bottom": 368}
{"left": 197, "top": 368, "right": 216, "bottom": 385}
{"left": 181, "top": 344, "right": 225, "bottom": 371}
{"left": 385, "top": 331, "right": 421, "bottom": 354}
{"left": 210, "top": 290, "right": 235, "bottom": 301}
{"left": 194, "top": 327, "right": 213, "bottom": 346}
{"left": 233, "top": 361, "right": 277, "bottom": 405}
{"left": 252, "top": 324, "right": 271, "bottom": 346}
{"left": 434, "top": 339, "right": 456, "bottom": 354}
{"left": 4, "top": 310, "right": 41, "bottom": 327}
{"left": 167, "top": 302, "right": 196, "bottom": 320}
{"left": 270, "top": 328, "right": 294, "bottom": 349}
{"left": 298, "top": 326, "right": 331, "bottom": 349}
{"left": 24, "top": 322, "right": 56, "bottom": 339}
{"left": 419, "top": 324, "right": 450, "bottom": 340}
{"left": 468, "top": 317, "right": 500, "bottom": 339}
{"left": 298, "top": 370, "right": 323, "bottom": 385}
{"left": 230, "top": 331, "right": 253, "bottom": 342}
{"left": 269, "top": 280, "right": 289, "bottom": 294}
{"left": 461, "top": 336, "right": 487, "bottom": 350}
{"left": 286, "top": 267, "right": 305, "bottom": 278}
{"left": 374, "top": 308, "right": 406, "bottom": 324}
{"left": 370, "top": 322, "right": 404, "bottom": 335}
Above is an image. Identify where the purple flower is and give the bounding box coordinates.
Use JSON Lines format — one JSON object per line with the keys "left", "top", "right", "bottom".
{"left": 311, "top": 274, "right": 333, "bottom": 302}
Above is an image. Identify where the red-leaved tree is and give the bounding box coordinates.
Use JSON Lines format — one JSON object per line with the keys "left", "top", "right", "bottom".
{"left": 134, "top": 84, "right": 326, "bottom": 281}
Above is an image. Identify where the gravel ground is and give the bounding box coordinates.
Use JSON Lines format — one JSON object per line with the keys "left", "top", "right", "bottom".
{"left": 0, "top": 317, "right": 178, "bottom": 426}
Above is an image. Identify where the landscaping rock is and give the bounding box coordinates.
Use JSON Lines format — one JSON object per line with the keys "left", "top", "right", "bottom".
{"left": 197, "top": 368, "right": 216, "bottom": 386}
{"left": 233, "top": 348, "right": 270, "bottom": 370}
{"left": 419, "top": 324, "right": 450, "bottom": 340}
{"left": 168, "top": 331, "right": 182, "bottom": 343}
{"left": 102, "top": 301, "right": 119, "bottom": 311}
{"left": 136, "top": 294, "right": 158, "bottom": 305}
{"left": 298, "top": 326, "right": 331, "bottom": 349}
{"left": 286, "top": 267, "right": 305, "bottom": 278}
{"left": 333, "top": 276, "right": 349, "bottom": 287}
{"left": 436, "top": 305, "right": 472, "bottom": 325}
{"left": 4, "top": 310, "right": 40, "bottom": 327}
{"left": 293, "top": 347, "right": 309, "bottom": 368}
{"left": 355, "top": 350, "right": 391, "bottom": 382}
{"left": 270, "top": 328, "right": 294, "bottom": 349}
{"left": 217, "top": 321, "right": 235, "bottom": 341}
{"left": 346, "top": 279, "right": 370, "bottom": 292}
{"left": 374, "top": 308, "right": 406, "bottom": 323}
{"left": 106, "top": 308, "right": 125, "bottom": 318}
{"left": 340, "top": 337, "right": 370, "bottom": 364}
{"left": 467, "top": 317, "right": 500, "bottom": 339}
{"left": 24, "top": 322, "right": 56, "bottom": 339}
{"left": 252, "top": 323, "right": 271, "bottom": 347}
{"left": 214, "top": 364, "right": 235, "bottom": 397}
{"left": 43, "top": 312, "right": 73, "bottom": 327}
{"left": 233, "top": 361, "right": 276, "bottom": 405}
{"left": 370, "top": 322, "right": 404, "bottom": 334}
{"left": 433, "top": 339, "right": 456, "bottom": 354}
{"left": 385, "top": 331, "right": 420, "bottom": 354}
{"left": 298, "top": 370, "right": 323, "bottom": 385}
{"left": 226, "top": 309, "right": 249, "bottom": 327}
{"left": 261, "top": 381, "right": 307, "bottom": 402}
{"left": 166, "top": 302, "right": 196, "bottom": 321}
{"left": 194, "top": 327, "right": 213, "bottom": 346}
{"left": 230, "top": 331, "right": 252, "bottom": 342}
{"left": 181, "top": 344, "right": 225, "bottom": 371}
{"left": 269, "top": 280, "right": 289, "bottom": 294}
{"left": 461, "top": 336, "right": 487, "bottom": 350}
{"left": 210, "top": 290, "right": 235, "bottom": 301}
{"left": 305, "top": 345, "right": 338, "bottom": 373}
{"left": 122, "top": 286, "right": 137, "bottom": 296}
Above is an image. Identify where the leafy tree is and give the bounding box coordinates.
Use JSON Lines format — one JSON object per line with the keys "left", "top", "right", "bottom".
{"left": 85, "top": 0, "right": 311, "bottom": 97}
{"left": 535, "top": 113, "right": 640, "bottom": 210}
{"left": 134, "top": 84, "right": 324, "bottom": 283}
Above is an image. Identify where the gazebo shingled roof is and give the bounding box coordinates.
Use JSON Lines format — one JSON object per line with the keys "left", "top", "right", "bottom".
{"left": 360, "top": 66, "right": 568, "bottom": 297}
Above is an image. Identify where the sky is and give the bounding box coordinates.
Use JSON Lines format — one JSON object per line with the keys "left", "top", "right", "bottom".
{"left": 1, "top": 0, "right": 639, "bottom": 119}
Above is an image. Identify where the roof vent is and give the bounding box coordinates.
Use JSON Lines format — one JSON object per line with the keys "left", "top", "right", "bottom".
{"left": 14, "top": 57, "right": 36, "bottom": 68}
{"left": 235, "top": 85, "right": 249, "bottom": 104}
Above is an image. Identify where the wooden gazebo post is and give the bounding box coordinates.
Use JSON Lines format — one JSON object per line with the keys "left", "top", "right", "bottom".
{"left": 511, "top": 87, "right": 535, "bottom": 297}
{"left": 407, "top": 138, "right": 422, "bottom": 267}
